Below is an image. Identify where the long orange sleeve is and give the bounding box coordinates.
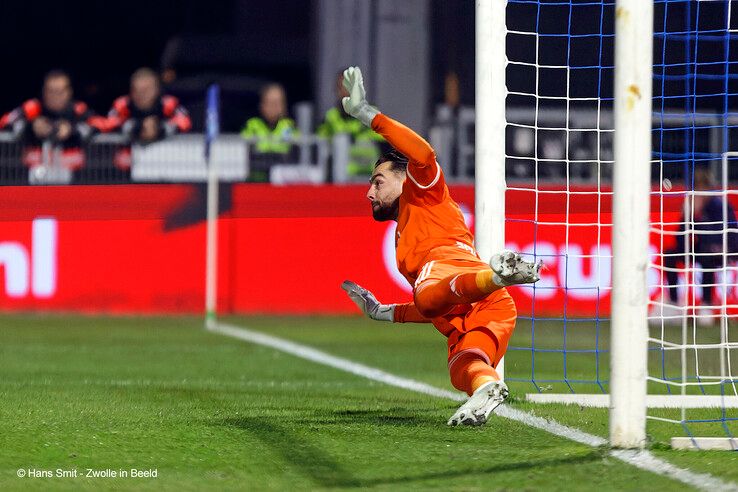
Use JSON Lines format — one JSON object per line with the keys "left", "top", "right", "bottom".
{"left": 393, "top": 302, "right": 432, "bottom": 323}
{"left": 371, "top": 113, "right": 441, "bottom": 188}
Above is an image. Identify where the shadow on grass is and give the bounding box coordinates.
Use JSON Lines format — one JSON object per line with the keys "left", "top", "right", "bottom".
{"left": 305, "top": 408, "right": 441, "bottom": 426}
{"left": 221, "top": 413, "right": 605, "bottom": 488}
{"left": 222, "top": 416, "right": 362, "bottom": 487}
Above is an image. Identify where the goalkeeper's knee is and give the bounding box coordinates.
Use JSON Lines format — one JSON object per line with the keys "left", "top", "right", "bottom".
{"left": 414, "top": 283, "right": 452, "bottom": 319}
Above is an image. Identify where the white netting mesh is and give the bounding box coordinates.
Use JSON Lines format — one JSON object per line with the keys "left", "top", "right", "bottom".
{"left": 647, "top": 0, "right": 738, "bottom": 443}
{"left": 505, "top": 0, "right": 615, "bottom": 394}
{"left": 504, "top": 0, "right": 738, "bottom": 444}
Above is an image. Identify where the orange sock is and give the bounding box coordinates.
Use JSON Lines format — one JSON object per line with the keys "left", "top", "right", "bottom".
{"left": 449, "top": 354, "right": 500, "bottom": 396}
{"left": 415, "top": 270, "right": 500, "bottom": 318}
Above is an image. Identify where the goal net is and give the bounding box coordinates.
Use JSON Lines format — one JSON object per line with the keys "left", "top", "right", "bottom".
{"left": 496, "top": 0, "right": 738, "bottom": 449}
{"left": 649, "top": 0, "right": 738, "bottom": 450}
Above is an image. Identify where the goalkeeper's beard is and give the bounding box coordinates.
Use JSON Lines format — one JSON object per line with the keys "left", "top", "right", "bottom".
{"left": 372, "top": 199, "right": 399, "bottom": 222}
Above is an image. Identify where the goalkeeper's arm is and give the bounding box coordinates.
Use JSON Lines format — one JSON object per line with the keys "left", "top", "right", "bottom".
{"left": 341, "top": 66, "right": 440, "bottom": 189}
{"left": 341, "top": 280, "right": 430, "bottom": 323}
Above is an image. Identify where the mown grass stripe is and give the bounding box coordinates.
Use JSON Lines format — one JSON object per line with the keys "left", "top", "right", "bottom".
{"left": 211, "top": 321, "right": 738, "bottom": 492}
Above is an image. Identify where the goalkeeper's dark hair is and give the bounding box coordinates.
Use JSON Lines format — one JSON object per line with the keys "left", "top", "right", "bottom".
{"left": 375, "top": 149, "right": 408, "bottom": 174}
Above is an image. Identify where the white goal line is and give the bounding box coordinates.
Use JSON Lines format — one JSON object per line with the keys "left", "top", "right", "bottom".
{"left": 526, "top": 393, "right": 738, "bottom": 408}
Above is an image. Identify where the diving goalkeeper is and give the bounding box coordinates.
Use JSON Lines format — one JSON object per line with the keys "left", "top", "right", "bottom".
{"left": 340, "top": 67, "right": 542, "bottom": 426}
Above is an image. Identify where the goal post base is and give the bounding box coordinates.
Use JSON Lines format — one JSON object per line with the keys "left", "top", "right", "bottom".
{"left": 205, "top": 311, "right": 217, "bottom": 331}
{"left": 526, "top": 393, "right": 738, "bottom": 409}
{"left": 670, "top": 437, "right": 738, "bottom": 451}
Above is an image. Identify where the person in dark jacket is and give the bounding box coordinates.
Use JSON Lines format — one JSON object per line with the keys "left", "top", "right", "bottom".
{"left": 92, "top": 68, "right": 192, "bottom": 172}
{"left": 99, "top": 67, "right": 191, "bottom": 143}
{"left": 663, "top": 167, "right": 738, "bottom": 324}
{"left": 0, "top": 70, "right": 97, "bottom": 169}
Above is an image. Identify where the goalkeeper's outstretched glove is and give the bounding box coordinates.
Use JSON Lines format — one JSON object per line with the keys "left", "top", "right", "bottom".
{"left": 341, "top": 280, "right": 394, "bottom": 322}
{"left": 341, "top": 66, "right": 380, "bottom": 128}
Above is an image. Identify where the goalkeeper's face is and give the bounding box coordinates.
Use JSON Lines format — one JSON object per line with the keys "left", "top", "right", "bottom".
{"left": 367, "top": 162, "right": 403, "bottom": 222}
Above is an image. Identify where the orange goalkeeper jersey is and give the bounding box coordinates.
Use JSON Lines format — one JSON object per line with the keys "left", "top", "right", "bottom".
{"left": 371, "top": 113, "right": 481, "bottom": 287}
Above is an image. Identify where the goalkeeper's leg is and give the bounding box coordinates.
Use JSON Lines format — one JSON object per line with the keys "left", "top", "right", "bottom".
{"left": 448, "top": 351, "right": 508, "bottom": 427}
{"left": 449, "top": 347, "right": 501, "bottom": 395}
{"left": 415, "top": 268, "right": 498, "bottom": 319}
{"left": 445, "top": 302, "right": 516, "bottom": 426}
{"left": 414, "top": 253, "right": 539, "bottom": 319}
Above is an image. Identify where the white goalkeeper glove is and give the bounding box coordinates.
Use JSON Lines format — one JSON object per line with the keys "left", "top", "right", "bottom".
{"left": 341, "top": 280, "right": 394, "bottom": 322}
{"left": 341, "top": 66, "right": 380, "bottom": 128}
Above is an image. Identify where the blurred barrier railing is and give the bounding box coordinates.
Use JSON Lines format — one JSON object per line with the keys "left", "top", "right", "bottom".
{"left": 0, "top": 132, "right": 25, "bottom": 185}
{"left": 133, "top": 134, "right": 248, "bottom": 182}
{"left": 129, "top": 133, "right": 330, "bottom": 184}
{"left": 80, "top": 133, "right": 131, "bottom": 184}
{"left": 243, "top": 134, "right": 330, "bottom": 185}
{"left": 0, "top": 132, "right": 331, "bottom": 185}
{"left": 2, "top": 108, "right": 734, "bottom": 186}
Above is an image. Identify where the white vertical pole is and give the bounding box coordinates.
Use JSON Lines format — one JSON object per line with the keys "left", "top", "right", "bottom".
{"left": 205, "top": 159, "right": 219, "bottom": 330}
{"left": 610, "top": 0, "right": 653, "bottom": 449}
{"left": 204, "top": 85, "right": 220, "bottom": 330}
{"left": 476, "top": 0, "right": 507, "bottom": 378}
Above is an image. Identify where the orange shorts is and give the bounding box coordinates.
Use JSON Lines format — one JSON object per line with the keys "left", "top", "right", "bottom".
{"left": 414, "top": 259, "right": 517, "bottom": 369}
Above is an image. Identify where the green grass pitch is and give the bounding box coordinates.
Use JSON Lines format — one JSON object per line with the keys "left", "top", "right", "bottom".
{"left": 0, "top": 314, "right": 736, "bottom": 491}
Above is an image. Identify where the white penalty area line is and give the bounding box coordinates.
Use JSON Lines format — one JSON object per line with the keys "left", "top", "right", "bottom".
{"left": 209, "top": 321, "right": 737, "bottom": 492}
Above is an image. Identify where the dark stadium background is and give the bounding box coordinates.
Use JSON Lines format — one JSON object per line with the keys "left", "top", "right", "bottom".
{"left": 0, "top": 1, "right": 730, "bottom": 134}
{"left": 0, "top": 0, "right": 475, "bottom": 132}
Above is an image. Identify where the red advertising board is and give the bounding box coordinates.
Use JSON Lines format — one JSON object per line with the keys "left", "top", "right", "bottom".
{"left": 0, "top": 183, "right": 734, "bottom": 316}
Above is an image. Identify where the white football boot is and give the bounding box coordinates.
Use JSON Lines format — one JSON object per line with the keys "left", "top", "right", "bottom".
{"left": 490, "top": 250, "right": 543, "bottom": 286}
{"left": 447, "top": 380, "right": 509, "bottom": 427}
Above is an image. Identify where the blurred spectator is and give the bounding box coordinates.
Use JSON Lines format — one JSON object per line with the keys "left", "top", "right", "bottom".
{"left": 663, "top": 167, "right": 738, "bottom": 325}
{"left": 317, "top": 70, "right": 384, "bottom": 178}
{"left": 100, "top": 68, "right": 192, "bottom": 144}
{"left": 444, "top": 71, "right": 461, "bottom": 110}
{"left": 0, "top": 70, "right": 96, "bottom": 169}
{"left": 92, "top": 68, "right": 192, "bottom": 173}
{"left": 430, "top": 71, "right": 463, "bottom": 177}
{"left": 240, "top": 83, "right": 298, "bottom": 182}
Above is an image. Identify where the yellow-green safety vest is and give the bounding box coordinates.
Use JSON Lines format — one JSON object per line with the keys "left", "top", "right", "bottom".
{"left": 317, "top": 107, "right": 384, "bottom": 176}
{"left": 241, "top": 117, "right": 298, "bottom": 154}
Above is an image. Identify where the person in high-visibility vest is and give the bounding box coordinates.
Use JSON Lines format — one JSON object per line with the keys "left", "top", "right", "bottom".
{"left": 317, "top": 71, "right": 385, "bottom": 178}
{"left": 241, "top": 83, "right": 298, "bottom": 181}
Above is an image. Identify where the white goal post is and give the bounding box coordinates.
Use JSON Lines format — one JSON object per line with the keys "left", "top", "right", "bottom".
{"left": 475, "top": 0, "right": 508, "bottom": 379}
{"left": 609, "top": 0, "right": 653, "bottom": 449}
